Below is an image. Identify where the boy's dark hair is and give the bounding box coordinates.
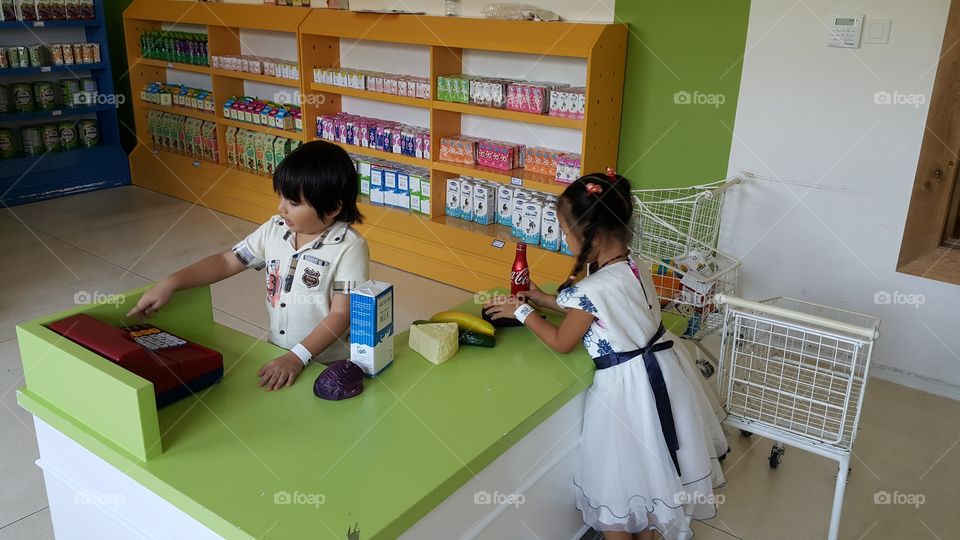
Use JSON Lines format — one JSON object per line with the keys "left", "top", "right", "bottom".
{"left": 273, "top": 140, "right": 363, "bottom": 224}
{"left": 557, "top": 171, "right": 633, "bottom": 291}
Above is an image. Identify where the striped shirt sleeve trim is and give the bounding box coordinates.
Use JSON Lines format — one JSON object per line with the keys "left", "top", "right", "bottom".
{"left": 232, "top": 241, "right": 266, "bottom": 270}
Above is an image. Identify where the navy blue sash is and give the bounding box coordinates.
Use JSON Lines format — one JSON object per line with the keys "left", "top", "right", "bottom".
{"left": 592, "top": 323, "right": 681, "bottom": 476}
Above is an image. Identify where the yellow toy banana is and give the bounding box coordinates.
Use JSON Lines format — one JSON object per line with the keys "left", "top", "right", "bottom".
{"left": 430, "top": 311, "right": 495, "bottom": 337}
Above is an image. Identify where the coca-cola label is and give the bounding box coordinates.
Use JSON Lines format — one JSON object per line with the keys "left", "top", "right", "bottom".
{"left": 511, "top": 268, "right": 530, "bottom": 286}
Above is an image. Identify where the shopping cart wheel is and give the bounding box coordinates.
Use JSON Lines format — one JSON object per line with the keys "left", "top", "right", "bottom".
{"left": 696, "top": 358, "right": 715, "bottom": 378}
{"left": 768, "top": 444, "right": 785, "bottom": 469}
{"left": 740, "top": 429, "right": 753, "bottom": 438}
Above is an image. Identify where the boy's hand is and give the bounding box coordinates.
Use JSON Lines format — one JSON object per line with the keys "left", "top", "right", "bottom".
{"left": 257, "top": 352, "right": 304, "bottom": 391}
{"left": 126, "top": 279, "right": 176, "bottom": 319}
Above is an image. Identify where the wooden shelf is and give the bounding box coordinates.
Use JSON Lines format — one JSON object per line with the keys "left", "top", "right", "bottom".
{"left": 124, "top": 0, "right": 308, "bottom": 31}
{"left": 212, "top": 68, "right": 300, "bottom": 88}
{"left": 432, "top": 100, "right": 583, "bottom": 129}
{"left": 220, "top": 116, "right": 304, "bottom": 140}
{"left": 316, "top": 138, "right": 431, "bottom": 169}
{"left": 139, "top": 101, "right": 216, "bottom": 122}
{"left": 309, "top": 83, "right": 430, "bottom": 108}
{"left": 432, "top": 161, "right": 569, "bottom": 195}
{"left": 432, "top": 214, "right": 570, "bottom": 260}
{"left": 135, "top": 58, "right": 211, "bottom": 75}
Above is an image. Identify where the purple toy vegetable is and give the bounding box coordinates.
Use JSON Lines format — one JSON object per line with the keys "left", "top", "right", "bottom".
{"left": 313, "top": 360, "right": 364, "bottom": 401}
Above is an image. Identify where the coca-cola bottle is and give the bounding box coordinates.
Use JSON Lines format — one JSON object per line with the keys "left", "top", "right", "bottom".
{"left": 510, "top": 242, "right": 530, "bottom": 296}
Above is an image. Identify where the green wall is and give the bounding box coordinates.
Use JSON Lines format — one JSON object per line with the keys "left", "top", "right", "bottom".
{"left": 615, "top": 1, "right": 751, "bottom": 188}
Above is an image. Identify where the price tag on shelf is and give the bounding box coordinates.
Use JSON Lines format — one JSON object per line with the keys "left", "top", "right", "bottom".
{"left": 40, "top": 66, "right": 51, "bottom": 73}
{"left": 151, "top": 149, "right": 159, "bottom": 155}
{"left": 192, "top": 160, "right": 201, "bottom": 167}
{"left": 491, "top": 239, "right": 505, "bottom": 249}
{"left": 33, "top": 21, "right": 44, "bottom": 27}
{"left": 166, "top": 62, "right": 174, "bottom": 69}
{"left": 52, "top": 110, "right": 62, "bottom": 116}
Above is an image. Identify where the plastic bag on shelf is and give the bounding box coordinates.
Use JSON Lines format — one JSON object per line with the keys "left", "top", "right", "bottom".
{"left": 481, "top": 3, "right": 560, "bottom": 21}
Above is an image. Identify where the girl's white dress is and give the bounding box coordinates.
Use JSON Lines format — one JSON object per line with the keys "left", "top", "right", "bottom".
{"left": 556, "top": 256, "right": 727, "bottom": 538}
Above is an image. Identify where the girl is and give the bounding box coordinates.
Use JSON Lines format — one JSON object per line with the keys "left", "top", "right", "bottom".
{"left": 484, "top": 170, "right": 727, "bottom": 540}
{"left": 127, "top": 140, "right": 370, "bottom": 391}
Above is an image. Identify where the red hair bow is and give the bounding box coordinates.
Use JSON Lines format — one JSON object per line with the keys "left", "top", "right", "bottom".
{"left": 606, "top": 167, "right": 617, "bottom": 180}
{"left": 586, "top": 183, "right": 603, "bottom": 196}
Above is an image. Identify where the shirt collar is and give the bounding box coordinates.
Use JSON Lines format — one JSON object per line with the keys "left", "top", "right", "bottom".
{"left": 275, "top": 218, "right": 350, "bottom": 249}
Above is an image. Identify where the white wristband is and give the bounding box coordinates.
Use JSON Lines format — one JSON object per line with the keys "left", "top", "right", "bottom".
{"left": 514, "top": 303, "right": 535, "bottom": 324}
{"left": 290, "top": 343, "right": 312, "bottom": 366}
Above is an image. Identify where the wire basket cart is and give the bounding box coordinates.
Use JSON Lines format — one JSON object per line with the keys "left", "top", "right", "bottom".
{"left": 629, "top": 177, "right": 742, "bottom": 376}
{"left": 715, "top": 294, "right": 880, "bottom": 540}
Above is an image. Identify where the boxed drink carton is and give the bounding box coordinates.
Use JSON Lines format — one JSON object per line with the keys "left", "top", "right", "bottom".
{"left": 445, "top": 178, "right": 461, "bottom": 218}
{"left": 496, "top": 185, "right": 513, "bottom": 227}
{"left": 419, "top": 178, "right": 431, "bottom": 216}
{"left": 522, "top": 199, "right": 543, "bottom": 245}
{"left": 511, "top": 191, "right": 527, "bottom": 237}
{"left": 473, "top": 182, "right": 495, "bottom": 225}
{"left": 370, "top": 166, "right": 385, "bottom": 205}
{"left": 225, "top": 126, "right": 238, "bottom": 165}
{"left": 383, "top": 169, "right": 398, "bottom": 207}
{"left": 273, "top": 136, "right": 289, "bottom": 171}
{"left": 540, "top": 202, "right": 560, "bottom": 251}
{"left": 201, "top": 121, "right": 217, "bottom": 162}
{"left": 459, "top": 179, "right": 474, "bottom": 222}
{"left": 350, "top": 280, "right": 395, "bottom": 377}
{"left": 395, "top": 172, "right": 410, "bottom": 210}
{"left": 357, "top": 160, "right": 371, "bottom": 196}
{"left": 244, "top": 130, "right": 258, "bottom": 170}
{"left": 257, "top": 134, "right": 277, "bottom": 173}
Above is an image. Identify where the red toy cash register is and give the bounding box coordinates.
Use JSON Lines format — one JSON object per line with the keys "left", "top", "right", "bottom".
{"left": 47, "top": 314, "right": 224, "bottom": 409}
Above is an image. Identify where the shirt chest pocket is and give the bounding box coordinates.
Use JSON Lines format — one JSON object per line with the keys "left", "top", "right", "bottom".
{"left": 296, "top": 255, "right": 330, "bottom": 290}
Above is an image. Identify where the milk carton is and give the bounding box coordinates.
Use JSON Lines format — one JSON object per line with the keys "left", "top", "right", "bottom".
{"left": 511, "top": 191, "right": 528, "bottom": 237}
{"left": 357, "top": 160, "right": 371, "bottom": 196}
{"left": 273, "top": 136, "right": 289, "bottom": 172}
{"left": 496, "top": 184, "right": 513, "bottom": 226}
{"left": 395, "top": 172, "right": 410, "bottom": 210}
{"left": 540, "top": 202, "right": 560, "bottom": 251}
{"left": 408, "top": 174, "right": 422, "bottom": 213}
{"left": 473, "top": 182, "right": 496, "bottom": 225}
{"left": 370, "top": 166, "right": 385, "bottom": 205}
{"left": 459, "top": 179, "right": 474, "bottom": 222}
{"left": 445, "top": 178, "right": 461, "bottom": 218}
{"left": 419, "top": 177, "right": 432, "bottom": 216}
{"left": 561, "top": 230, "right": 573, "bottom": 256}
{"left": 225, "top": 126, "right": 238, "bottom": 165}
{"left": 522, "top": 198, "right": 543, "bottom": 245}
{"left": 350, "top": 280, "right": 395, "bottom": 377}
{"left": 383, "top": 169, "right": 398, "bottom": 207}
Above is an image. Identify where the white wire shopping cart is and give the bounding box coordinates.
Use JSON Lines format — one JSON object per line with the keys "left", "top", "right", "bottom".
{"left": 629, "top": 177, "right": 742, "bottom": 374}
{"left": 715, "top": 294, "right": 880, "bottom": 540}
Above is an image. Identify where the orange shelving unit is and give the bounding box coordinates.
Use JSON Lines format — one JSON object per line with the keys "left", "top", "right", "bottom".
{"left": 123, "top": 0, "right": 626, "bottom": 292}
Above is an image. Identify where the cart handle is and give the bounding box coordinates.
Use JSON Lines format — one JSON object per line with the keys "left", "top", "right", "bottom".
{"left": 706, "top": 176, "right": 742, "bottom": 197}
{"left": 715, "top": 293, "right": 880, "bottom": 340}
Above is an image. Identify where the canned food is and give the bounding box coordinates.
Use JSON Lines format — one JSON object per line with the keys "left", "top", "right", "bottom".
{"left": 90, "top": 43, "right": 100, "bottom": 63}
{"left": 58, "top": 122, "right": 78, "bottom": 150}
{"left": 0, "top": 85, "right": 9, "bottom": 114}
{"left": 81, "top": 43, "right": 94, "bottom": 64}
{"left": 50, "top": 44, "right": 64, "bottom": 66}
{"left": 11, "top": 83, "right": 34, "bottom": 112}
{"left": 62, "top": 42, "right": 75, "bottom": 65}
{"left": 60, "top": 79, "right": 79, "bottom": 108}
{"left": 21, "top": 126, "right": 43, "bottom": 155}
{"left": 28, "top": 44, "right": 47, "bottom": 67}
{"left": 33, "top": 82, "right": 58, "bottom": 111}
{"left": 0, "top": 128, "right": 15, "bottom": 159}
{"left": 78, "top": 119, "right": 99, "bottom": 147}
{"left": 40, "top": 123, "right": 60, "bottom": 152}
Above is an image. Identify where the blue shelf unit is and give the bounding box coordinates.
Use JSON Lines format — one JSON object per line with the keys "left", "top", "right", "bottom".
{"left": 1, "top": 1, "right": 131, "bottom": 207}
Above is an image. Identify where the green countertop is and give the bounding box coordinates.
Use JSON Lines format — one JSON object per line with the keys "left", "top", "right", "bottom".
{"left": 16, "top": 286, "right": 606, "bottom": 539}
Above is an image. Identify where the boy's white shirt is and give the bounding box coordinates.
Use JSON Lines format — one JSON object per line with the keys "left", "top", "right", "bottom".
{"left": 232, "top": 216, "right": 369, "bottom": 363}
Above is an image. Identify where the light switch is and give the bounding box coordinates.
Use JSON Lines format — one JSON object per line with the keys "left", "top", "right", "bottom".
{"left": 863, "top": 18, "right": 891, "bottom": 44}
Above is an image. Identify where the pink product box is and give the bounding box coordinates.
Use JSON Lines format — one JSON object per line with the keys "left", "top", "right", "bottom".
{"left": 549, "top": 87, "right": 586, "bottom": 120}
{"left": 506, "top": 83, "right": 549, "bottom": 114}
{"left": 476, "top": 140, "right": 520, "bottom": 171}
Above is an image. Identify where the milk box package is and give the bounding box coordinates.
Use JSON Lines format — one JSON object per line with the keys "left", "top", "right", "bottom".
{"left": 459, "top": 180, "right": 475, "bottom": 222}
{"left": 560, "top": 230, "right": 573, "bottom": 255}
{"left": 511, "top": 191, "right": 528, "bottom": 237}
{"left": 357, "top": 160, "right": 371, "bottom": 196}
{"left": 522, "top": 198, "right": 543, "bottom": 245}
{"left": 473, "top": 182, "right": 496, "bottom": 225}
{"left": 540, "top": 202, "right": 560, "bottom": 251}
{"left": 383, "top": 169, "right": 398, "bottom": 207}
{"left": 496, "top": 185, "right": 513, "bottom": 226}
{"left": 419, "top": 178, "right": 432, "bottom": 216}
{"left": 408, "top": 174, "right": 422, "bottom": 213}
{"left": 350, "top": 280, "right": 395, "bottom": 377}
{"left": 395, "top": 172, "right": 410, "bottom": 210}
{"left": 370, "top": 166, "right": 385, "bottom": 205}
{"left": 445, "top": 178, "right": 461, "bottom": 218}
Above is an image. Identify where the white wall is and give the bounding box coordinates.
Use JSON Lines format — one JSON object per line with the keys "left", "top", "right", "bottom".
{"left": 725, "top": 0, "right": 960, "bottom": 399}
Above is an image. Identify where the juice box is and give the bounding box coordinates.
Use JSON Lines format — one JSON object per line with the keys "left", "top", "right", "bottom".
{"left": 511, "top": 190, "right": 527, "bottom": 237}
{"left": 258, "top": 134, "right": 277, "bottom": 173}
{"left": 273, "top": 136, "right": 289, "bottom": 171}
{"left": 522, "top": 199, "right": 543, "bottom": 245}
{"left": 419, "top": 179, "right": 431, "bottom": 216}
{"left": 357, "top": 160, "right": 371, "bottom": 196}
{"left": 350, "top": 280, "right": 395, "bottom": 377}
{"left": 370, "top": 166, "right": 384, "bottom": 205}
{"left": 496, "top": 184, "right": 513, "bottom": 226}
{"left": 459, "top": 179, "right": 474, "bottom": 222}
{"left": 244, "top": 130, "right": 258, "bottom": 170}
{"left": 201, "top": 121, "right": 217, "bottom": 162}
{"left": 383, "top": 169, "right": 398, "bottom": 207}
{"left": 540, "top": 202, "right": 560, "bottom": 251}
{"left": 224, "top": 126, "right": 237, "bottom": 165}
{"left": 395, "top": 172, "right": 409, "bottom": 210}
{"left": 408, "top": 174, "right": 421, "bottom": 213}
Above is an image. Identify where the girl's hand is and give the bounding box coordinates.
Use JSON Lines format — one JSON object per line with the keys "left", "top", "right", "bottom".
{"left": 516, "top": 282, "right": 545, "bottom": 306}
{"left": 257, "top": 352, "right": 304, "bottom": 391}
{"left": 483, "top": 295, "right": 526, "bottom": 320}
{"left": 126, "top": 279, "right": 176, "bottom": 319}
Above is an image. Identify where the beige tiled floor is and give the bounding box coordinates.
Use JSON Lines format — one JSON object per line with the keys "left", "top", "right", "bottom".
{"left": 2, "top": 186, "right": 958, "bottom": 540}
